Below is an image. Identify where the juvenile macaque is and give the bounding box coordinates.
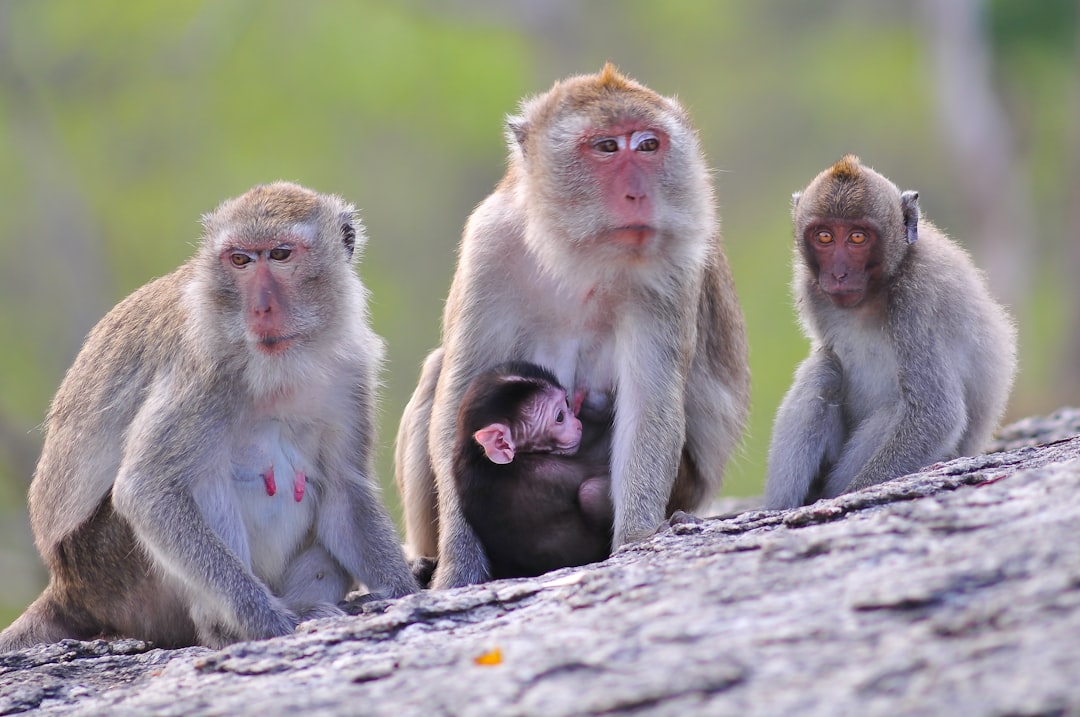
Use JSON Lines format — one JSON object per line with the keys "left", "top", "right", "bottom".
{"left": 395, "top": 63, "right": 750, "bottom": 588}
{"left": 765, "top": 155, "right": 1018, "bottom": 510}
{"left": 455, "top": 362, "right": 613, "bottom": 579}
{"left": 0, "top": 182, "right": 417, "bottom": 652}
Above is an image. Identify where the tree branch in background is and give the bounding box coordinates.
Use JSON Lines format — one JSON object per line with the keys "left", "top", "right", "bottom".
{"left": 918, "top": 0, "right": 1034, "bottom": 309}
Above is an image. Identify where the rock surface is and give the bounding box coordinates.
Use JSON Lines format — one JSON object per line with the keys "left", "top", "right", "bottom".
{"left": 3, "top": 412, "right": 1080, "bottom": 716}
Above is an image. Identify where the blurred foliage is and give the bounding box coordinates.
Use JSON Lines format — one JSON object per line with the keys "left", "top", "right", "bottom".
{"left": 0, "top": 0, "right": 1075, "bottom": 626}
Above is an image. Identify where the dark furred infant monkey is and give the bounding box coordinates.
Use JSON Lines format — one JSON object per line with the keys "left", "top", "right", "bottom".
{"left": 454, "top": 362, "right": 613, "bottom": 579}
{"left": 765, "top": 155, "right": 1017, "bottom": 510}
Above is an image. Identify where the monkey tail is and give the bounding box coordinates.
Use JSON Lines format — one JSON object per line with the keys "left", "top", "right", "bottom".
{"left": 0, "top": 589, "right": 76, "bottom": 652}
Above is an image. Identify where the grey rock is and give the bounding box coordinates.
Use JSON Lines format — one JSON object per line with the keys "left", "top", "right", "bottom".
{"left": 3, "top": 413, "right": 1080, "bottom": 716}
{"left": 986, "top": 405, "right": 1080, "bottom": 451}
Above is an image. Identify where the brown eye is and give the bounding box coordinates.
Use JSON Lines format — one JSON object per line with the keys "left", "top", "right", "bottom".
{"left": 849, "top": 231, "right": 867, "bottom": 244}
{"left": 230, "top": 253, "right": 251, "bottom": 267}
{"left": 555, "top": 409, "right": 565, "bottom": 424}
{"left": 816, "top": 231, "right": 834, "bottom": 244}
{"left": 637, "top": 137, "right": 659, "bottom": 152}
{"left": 593, "top": 138, "right": 619, "bottom": 153}
{"left": 269, "top": 247, "right": 292, "bottom": 261}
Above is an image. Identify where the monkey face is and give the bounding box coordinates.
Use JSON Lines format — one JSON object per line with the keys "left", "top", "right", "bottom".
{"left": 802, "top": 220, "right": 884, "bottom": 308}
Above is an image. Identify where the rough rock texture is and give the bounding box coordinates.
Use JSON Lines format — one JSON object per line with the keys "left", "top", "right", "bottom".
{"left": 3, "top": 412, "right": 1080, "bottom": 716}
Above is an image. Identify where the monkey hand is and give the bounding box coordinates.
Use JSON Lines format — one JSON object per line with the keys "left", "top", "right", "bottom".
{"left": 192, "top": 590, "right": 299, "bottom": 648}
{"left": 662, "top": 510, "right": 704, "bottom": 528}
{"left": 654, "top": 510, "right": 705, "bottom": 537}
{"left": 243, "top": 593, "right": 302, "bottom": 640}
{"left": 430, "top": 556, "right": 489, "bottom": 590}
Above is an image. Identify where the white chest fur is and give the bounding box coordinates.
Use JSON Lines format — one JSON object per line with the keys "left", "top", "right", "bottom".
{"left": 231, "top": 418, "right": 320, "bottom": 585}
{"left": 828, "top": 318, "right": 901, "bottom": 427}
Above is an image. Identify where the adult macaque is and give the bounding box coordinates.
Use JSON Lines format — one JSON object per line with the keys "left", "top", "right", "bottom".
{"left": 455, "top": 362, "right": 613, "bottom": 579}
{"left": 0, "top": 182, "right": 417, "bottom": 652}
{"left": 764, "top": 155, "right": 1017, "bottom": 510}
{"left": 395, "top": 64, "right": 750, "bottom": 588}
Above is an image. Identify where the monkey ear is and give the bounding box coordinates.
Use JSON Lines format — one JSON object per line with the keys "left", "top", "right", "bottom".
{"left": 341, "top": 222, "right": 356, "bottom": 258}
{"left": 791, "top": 191, "right": 802, "bottom": 211}
{"left": 506, "top": 115, "right": 528, "bottom": 154}
{"left": 474, "top": 424, "right": 516, "bottom": 464}
{"left": 901, "top": 190, "right": 920, "bottom": 244}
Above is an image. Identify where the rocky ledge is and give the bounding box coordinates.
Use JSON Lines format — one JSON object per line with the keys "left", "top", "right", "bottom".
{"left": 3, "top": 410, "right": 1080, "bottom": 716}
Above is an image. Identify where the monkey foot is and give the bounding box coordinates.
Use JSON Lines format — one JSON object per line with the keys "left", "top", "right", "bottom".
{"left": 294, "top": 471, "right": 306, "bottom": 502}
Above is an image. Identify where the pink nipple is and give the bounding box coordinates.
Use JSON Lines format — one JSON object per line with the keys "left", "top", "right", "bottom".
{"left": 294, "top": 471, "right": 306, "bottom": 503}
{"left": 261, "top": 467, "right": 277, "bottom": 497}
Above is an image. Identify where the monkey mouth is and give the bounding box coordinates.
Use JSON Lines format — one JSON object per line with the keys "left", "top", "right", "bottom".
{"left": 606, "top": 225, "right": 655, "bottom": 248}
{"left": 825, "top": 289, "right": 866, "bottom": 308}
{"left": 255, "top": 334, "right": 299, "bottom": 354}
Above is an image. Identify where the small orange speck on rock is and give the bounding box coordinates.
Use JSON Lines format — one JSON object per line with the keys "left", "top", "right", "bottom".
{"left": 474, "top": 647, "right": 503, "bottom": 666}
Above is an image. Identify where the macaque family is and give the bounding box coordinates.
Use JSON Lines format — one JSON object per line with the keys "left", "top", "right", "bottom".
{"left": 455, "top": 362, "right": 613, "bottom": 579}
{"left": 394, "top": 63, "right": 750, "bottom": 589}
{"left": 2, "top": 70, "right": 1020, "bottom": 654}
{"left": 0, "top": 182, "right": 417, "bottom": 652}
{"left": 764, "top": 155, "right": 1017, "bottom": 510}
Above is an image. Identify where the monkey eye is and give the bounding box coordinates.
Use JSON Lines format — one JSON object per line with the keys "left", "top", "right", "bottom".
{"left": 815, "top": 230, "right": 834, "bottom": 244}
{"left": 230, "top": 253, "right": 252, "bottom": 267}
{"left": 269, "top": 247, "right": 293, "bottom": 262}
{"left": 593, "top": 138, "right": 620, "bottom": 153}
{"left": 849, "top": 231, "right": 868, "bottom": 244}
{"left": 555, "top": 409, "right": 565, "bottom": 424}
{"left": 630, "top": 131, "right": 660, "bottom": 152}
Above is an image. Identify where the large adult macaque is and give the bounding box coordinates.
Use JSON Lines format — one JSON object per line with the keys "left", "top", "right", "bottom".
{"left": 764, "top": 155, "right": 1017, "bottom": 510}
{"left": 395, "top": 64, "right": 751, "bottom": 589}
{"left": 455, "top": 362, "right": 613, "bottom": 579}
{"left": 0, "top": 182, "right": 418, "bottom": 652}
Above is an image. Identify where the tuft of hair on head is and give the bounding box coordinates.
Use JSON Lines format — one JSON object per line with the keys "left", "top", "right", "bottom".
{"left": 830, "top": 154, "right": 863, "bottom": 180}
{"left": 597, "top": 61, "right": 634, "bottom": 90}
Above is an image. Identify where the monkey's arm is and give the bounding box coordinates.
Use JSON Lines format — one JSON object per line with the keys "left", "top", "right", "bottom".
{"left": 422, "top": 219, "right": 528, "bottom": 588}
{"left": 428, "top": 347, "right": 494, "bottom": 588}
{"left": 679, "top": 253, "right": 751, "bottom": 511}
{"left": 764, "top": 349, "right": 845, "bottom": 510}
{"left": 830, "top": 335, "right": 966, "bottom": 496}
{"left": 609, "top": 291, "right": 695, "bottom": 545}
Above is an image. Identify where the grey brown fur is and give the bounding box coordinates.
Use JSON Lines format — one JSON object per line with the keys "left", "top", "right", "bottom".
{"left": 395, "top": 64, "right": 750, "bottom": 588}
{"left": 0, "top": 182, "right": 417, "bottom": 652}
{"left": 765, "top": 155, "right": 1017, "bottom": 509}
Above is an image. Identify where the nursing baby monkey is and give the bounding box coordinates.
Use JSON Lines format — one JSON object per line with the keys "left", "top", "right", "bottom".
{"left": 0, "top": 182, "right": 417, "bottom": 652}
{"left": 455, "top": 362, "right": 613, "bottom": 579}
{"left": 396, "top": 63, "right": 751, "bottom": 588}
{"left": 765, "top": 156, "right": 1017, "bottom": 509}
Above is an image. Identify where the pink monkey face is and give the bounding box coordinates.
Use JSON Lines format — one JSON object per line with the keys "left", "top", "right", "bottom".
{"left": 472, "top": 384, "right": 582, "bottom": 465}
{"left": 536, "top": 387, "right": 582, "bottom": 455}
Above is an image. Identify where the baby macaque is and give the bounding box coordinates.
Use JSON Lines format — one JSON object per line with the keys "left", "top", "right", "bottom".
{"left": 454, "top": 362, "right": 613, "bottom": 579}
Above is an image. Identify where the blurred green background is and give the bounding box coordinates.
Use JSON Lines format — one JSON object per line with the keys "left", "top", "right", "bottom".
{"left": 1, "top": 0, "right": 1077, "bottom": 626}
